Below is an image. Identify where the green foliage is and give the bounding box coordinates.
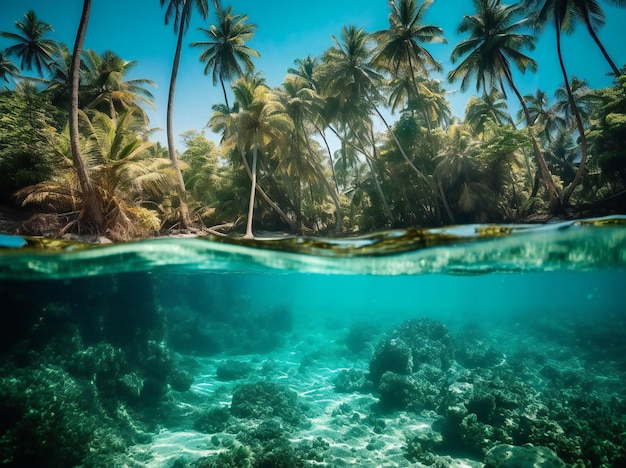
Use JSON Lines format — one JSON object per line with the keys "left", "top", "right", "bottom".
{"left": 16, "top": 109, "right": 175, "bottom": 239}
{"left": 0, "top": 86, "right": 60, "bottom": 203}
{"left": 587, "top": 75, "right": 626, "bottom": 187}
{"left": 180, "top": 130, "right": 220, "bottom": 212}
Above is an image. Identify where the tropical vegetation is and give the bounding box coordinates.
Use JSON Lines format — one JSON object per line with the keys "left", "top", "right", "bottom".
{"left": 0, "top": 0, "right": 624, "bottom": 239}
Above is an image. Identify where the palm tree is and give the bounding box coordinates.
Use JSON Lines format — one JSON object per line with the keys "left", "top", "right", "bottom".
{"left": 320, "top": 26, "right": 434, "bottom": 211}
{"left": 191, "top": 6, "right": 259, "bottom": 108}
{"left": 464, "top": 88, "right": 514, "bottom": 137}
{"left": 287, "top": 55, "right": 319, "bottom": 89}
{"left": 69, "top": 0, "right": 105, "bottom": 230}
{"left": 1, "top": 9, "right": 58, "bottom": 77}
{"left": 0, "top": 52, "right": 19, "bottom": 83}
{"left": 82, "top": 49, "right": 156, "bottom": 122}
{"left": 448, "top": 0, "right": 562, "bottom": 213}
{"left": 18, "top": 109, "right": 175, "bottom": 239}
{"left": 279, "top": 75, "right": 343, "bottom": 232}
{"left": 160, "top": 0, "right": 220, "bottom": 229}
{"left": 372, "top": 0, "right": 446, "bottom": 75}
{"left": 372, "top": 0, "right": 447, "bottom": 134}
{"left": 210, "top": 77, "right": 293, "bottom": 237}
{"left": 553, "top": 76, "right": 591, "bottom": 127}
{"left": 434, "top": 124, "right": 484, "bottom": 222}
{"left": 523, "top": 0, "right": 591, "bottom": 205}
{"left": 518, "top": 89, "right": 565, "bottom": 143}
{"left": 550, "top": 0, "right": 621, "bottom": 76}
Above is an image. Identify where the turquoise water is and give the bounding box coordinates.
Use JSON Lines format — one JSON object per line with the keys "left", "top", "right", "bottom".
{"left": 1, "top": 217, "right": 626, "bottom": 466}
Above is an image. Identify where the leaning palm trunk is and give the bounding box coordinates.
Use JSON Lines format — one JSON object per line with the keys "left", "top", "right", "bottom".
{"left": 69, "top": 0, "right": 105, "bottom": 229}
{"left": 166, "top": 20, "right": 193, "bottom": 229}
{"left": 366, "top": 95, "right": 430, "bottom": 186}
{"left": 581, "top": 15, "right": 621, "bottom": 77}
{"left": 555, "top": 24, "right": 588, "bottom": 206}
{"left": 348, "top": 124, "right": 395, "bottom": 224}
{"left": 304, "top": 138, "right": 342, "bottom": 233}
{"left": 501, "top": 61, "right": 562, "bottom": 214}
{"left": 313, "top": 122, "right": 340, "bottom": 194}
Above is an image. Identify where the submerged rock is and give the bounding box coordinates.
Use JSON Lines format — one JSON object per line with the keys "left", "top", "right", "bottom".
{"left": 369, "top": 318, "right": 454, "bottom": 387}
{"left": 230, "top": 381, "right": 306, "bottom": 426}
{"left": 484, "top": 444, "right": 566, "bottom": 467}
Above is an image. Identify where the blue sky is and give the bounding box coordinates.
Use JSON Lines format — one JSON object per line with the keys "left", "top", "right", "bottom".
{"left": 1, "top": 0, "right": 625, "bottom": 150}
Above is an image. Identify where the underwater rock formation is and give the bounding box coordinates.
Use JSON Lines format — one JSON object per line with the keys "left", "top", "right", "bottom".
{"left": 484, "top": 444, "right": 566, "bottom": 467}
{"left": 369, "top": 318, "right": 454, "bottom": 387}
{"left": 231, "top": 381, "right": 307, "bottom": 427}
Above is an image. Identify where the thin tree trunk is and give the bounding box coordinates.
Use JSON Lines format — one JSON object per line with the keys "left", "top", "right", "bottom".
{"left": 239, "top": 147, "right": 298, "bottom": 232}
{"left": 583, "top": 15, "right": 621, "bottom": 77}
{"left": 220, "top": 77, "right": 230, "bottom": 108}
{"left": 367, "top": 96, "right": 429, "bottom": 185}
{"left": 304, "top": 136, "right": 342, "bottom": 233}
{"left": 555, "top": 25, "right": 588, "bottom": 206}
{"left": 69, "top": 0, "right": 104, "bottom": 229}
{"left": 313, "top": 122, "right": 340, "bottom": 193}
{"left": 167, "top": 24, "right": 192, "bottom": 229}
{"left": 501, "top": 60, "right": 562, "bottom": 214}
{"left": 244, "top": 128, "right": 258, "bottom": 238}
{"left": 348, "top": 124, "right": 394, "bottom": 224}
{"left": 437, "top": 177, "right": 455, "bottom": 224}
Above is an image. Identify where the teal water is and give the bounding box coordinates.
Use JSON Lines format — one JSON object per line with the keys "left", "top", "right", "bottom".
{"left": 1, "top": 217, "right": 626, "bottom": 467}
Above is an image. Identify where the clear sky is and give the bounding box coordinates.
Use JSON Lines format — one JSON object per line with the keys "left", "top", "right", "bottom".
{"left": 1, "top": 0, "right": 625, "bottom": 150}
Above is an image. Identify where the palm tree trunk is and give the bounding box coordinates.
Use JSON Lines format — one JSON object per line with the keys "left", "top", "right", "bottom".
{"left": 555, "top": 27, "right": 588, "bottom": 206}
{"left": 347, "top": 124, "right": 394, "bottom": 224}
{"left": 313, "top": 122, "right": 340, "bottom": 193}
{"left": 239, "top": 147, "right": 298, "bottom": 233}
{"left": 582, "top": 15, "right": 621, "bottom": 77}
{"left": 220, "top": 77, "right": 230, "bottom": 108}
{"left": 244, "top": 128, "right": 259, "bottom": 238}
{"left": 167, "top": 25, "right": 192, "bottom": 229}
{"left": 304, "top": 137, "right": 343, "bottom": 233}
{"left": 501, "top": 60, "right": 562, "bottom": 214}
{"left": 366, "top": 95, "right": 429, "bottom": 185}
{"left": 69, "top": 0, "right": 105, "bottom": 229}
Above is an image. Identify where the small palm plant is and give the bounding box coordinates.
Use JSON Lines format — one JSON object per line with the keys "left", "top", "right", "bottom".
{"left": 17, "top": 109, "right": 176, "bottom": 239}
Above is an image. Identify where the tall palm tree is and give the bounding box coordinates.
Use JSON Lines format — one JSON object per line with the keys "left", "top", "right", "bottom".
{"left": 82, "top": 49, "right": 156, "bottom": 122}
{"left": 448, "top": 0, "right": 562, "bottom": 213}
{"left": 553, "top": 0, "right": 621, "bottom": 76}
{"left": 232, "top": 81, "right": 292, "bottom": 238}
{"left": 191, "top": 6, "right": 259, "bottom": 108}
{"left": 524, "top": 0, "right": 591, "bottom": 205}
{"left": 372, "top": 0, "right": 447, "bottom": 135}
{"left": 279, "top": 75, "right": 343, "bottom": 232}
{"left": 1, "top": 9, "right": 58, "bottom": 77}
{"left": 210, "top": 77, "right": 293, "bottom": 237}
{"left": 320, "top": 26, "right": 432, "bottom": 199}
{"left": 372, "top": 0, "right": 446, "bottom": 76}
{"left": 69, "top": 0, "right": 105, "bottom": 229}
{"left": 160, "top": 0, "right": 220, "bottom": 229}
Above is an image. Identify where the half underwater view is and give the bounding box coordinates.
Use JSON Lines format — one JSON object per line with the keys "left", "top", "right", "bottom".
{"left": 2, "top": 0, "right": 626, "bottom": 466}
{"left": 1, "top": 219, "right": 626, "bottom": 467}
